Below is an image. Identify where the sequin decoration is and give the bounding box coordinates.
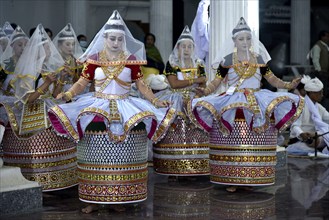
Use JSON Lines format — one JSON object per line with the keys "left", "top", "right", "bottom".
{"left": 2, "top": 127, "right": 77, "bottom": 191}
{"left": 209, "top": 116, "right": 277, "bottom": 186}
{"left": 77, "top": 128, "right": 148, "bottom": 204}
{"left": 153, "top": 118, "right": 209, "bottom": 175}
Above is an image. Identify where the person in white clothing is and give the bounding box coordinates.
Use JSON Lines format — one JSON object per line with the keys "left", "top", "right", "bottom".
{"left": 287, "top": 76, "right": 329, "bottom": 157}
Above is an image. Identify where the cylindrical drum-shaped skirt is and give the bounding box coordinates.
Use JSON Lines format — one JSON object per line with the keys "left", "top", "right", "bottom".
{"left": 153, "top": 118, "right": 209, "bottom": 176}
{"left": 77, "top": 123, "right": 148, "bottom": 204}
{"left": 2, "top": 127, "right": 77, "bottom": 191}
{"left": 209, "top": 115, "right": 277, "bottom": 186}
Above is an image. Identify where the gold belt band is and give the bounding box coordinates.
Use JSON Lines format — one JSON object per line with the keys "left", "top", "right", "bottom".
{"left": 94, "top": 92, "right": 129, "bottom": 100}
{"left": 236, "top": 88, "right": 260, "bottom": 93}
{"left": 170, "top": 88, "right": 193, "bottom": 93}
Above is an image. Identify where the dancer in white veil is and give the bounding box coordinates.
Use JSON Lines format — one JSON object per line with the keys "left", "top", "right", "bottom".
{"left": 152, "top": 25, "right": 209, "bottom": 179}
{"left": 0, "top": 24, "right": 78, "bottom": 191}
{"left": 48, "top": 10, "right": 175, "bottom": 213}
{"left": 0, "top": 28, "right": 9, "bottom": 59}
{"left": 0, "top": 25, "right": 29, "bottom": 153}
{"left": 52, "top": 23, "right": 85, "bottom": 95}
{"left": 191, "top": 17, "right": 304, "bottom": 192}
{"left": 0, "top": 25, "right": 29, "bottom": 94}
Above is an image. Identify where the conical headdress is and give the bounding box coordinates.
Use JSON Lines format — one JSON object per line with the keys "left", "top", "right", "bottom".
{"left": 58, "top": 23, "right": 75, "bottom": 40}
{"left": 78, "top": 10, "right": 146, "bottom": 65}
{"left": 177, "top": 25, "right": 194, "bottom": 43}
{"left": 232, "top": 17, "right": 251, "bottom": 37}
{"left": 10, "top": 26, "right": 29, "bottom": 44}
{"left": 2, "top": 22, "right": 14, "bottom": 36}
{"left": 104, "top": 10, "right": 125, "bottom": 35}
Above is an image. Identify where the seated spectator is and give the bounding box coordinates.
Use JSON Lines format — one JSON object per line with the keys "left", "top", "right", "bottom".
{"left": 45, "top": 28, "right": 53, "bottom": 39}
{"left": 144, "top": 33, "right": 165, "bottom": 74}
{"left": 287, "top": 75, "right": 329, "bottom": 158}
{"left": 77, "top": 34, "right": 88, "bottom": 52}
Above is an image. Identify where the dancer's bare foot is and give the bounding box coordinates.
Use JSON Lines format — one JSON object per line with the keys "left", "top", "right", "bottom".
{"left": 226, "top": 186, "right": 237, "bottom": 192}
{"left": 226, "top": 186, "right": 253, "bottom": 193}
{"left": 81, "top": 204, "right": 99, "bottom": 214}
{"left": 109, "top": 204, "right": 126, "bottom": 212}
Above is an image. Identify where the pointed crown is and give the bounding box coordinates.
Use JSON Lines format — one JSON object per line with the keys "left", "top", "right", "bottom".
{"left": 11, "top": 26, "right": 28, "bottom": 43}
{"left": 232, "top": 17, "right": 251, "bottom": 37}
{"left": 2, "top": 22, "right": 14, "bottom": 36}
{"left": 177, "top": 25, "right": 194, "bottom": 43}
{"left": 58, "top": 23, "right": 75, "bottom": 40}
{"left": 35, "top": 24, "right": 49, "bottom": 45}
{"left": 104, "top": 10, "right": 125, "bottom": 34}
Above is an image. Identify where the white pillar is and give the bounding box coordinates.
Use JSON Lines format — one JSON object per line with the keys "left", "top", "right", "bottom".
{"left": 209, "top": 0, "right": 258, "bottom": 81}
{"left": 65, "top": 0, "right": 88, "bottom": 39}
{"left": 150, "top": 0, "right": 173, "bottom": 63}
{"left": 290, "top": 0, "right": 310, "bottom": 65}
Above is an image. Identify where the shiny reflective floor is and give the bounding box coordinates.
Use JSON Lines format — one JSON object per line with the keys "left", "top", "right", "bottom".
{"left": 3, "top": 157, "right": 329, "bottom": 220}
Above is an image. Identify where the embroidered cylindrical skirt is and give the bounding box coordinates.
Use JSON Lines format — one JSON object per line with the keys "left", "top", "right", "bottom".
{"left": 153, "top": 118, "right": 209, "bottom": 176}
{"left": 153, "top": 182, "right": 212, "bottom": 219}
{"left": 209, "top": 116, "right": 277, "bottom": 186}
{"left": 77, "top": 125, "right": 148, "bottom": 204}
{"left": 2, "top": 127, "right": 77, "bottom": 191}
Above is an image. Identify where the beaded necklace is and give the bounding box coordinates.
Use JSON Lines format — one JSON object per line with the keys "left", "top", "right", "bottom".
{"left": 99, "top": 50, "right": 126, "bottom": 79}
{"left": 232, "top": 52, "right": 258, "bottom": 79}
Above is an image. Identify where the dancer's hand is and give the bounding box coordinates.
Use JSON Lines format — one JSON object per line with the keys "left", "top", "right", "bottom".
{"left": 155, "top": 100, "right": 171, "bottom": 108}
{"left": 45, "top": 73, "right": 57, "bottom": 84}
{"left": 288, "top": 77, "right": 302, "bottom": 90}
{"left": 194, "top": 87, "right": 209, "bottom": 96}
{"left": 56, "top": 92, "right": 71, "bottom": 101}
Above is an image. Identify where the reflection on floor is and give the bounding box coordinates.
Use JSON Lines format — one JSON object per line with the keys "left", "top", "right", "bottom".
{"left": 3, "top": 157, "right": 329, "bottom": 220}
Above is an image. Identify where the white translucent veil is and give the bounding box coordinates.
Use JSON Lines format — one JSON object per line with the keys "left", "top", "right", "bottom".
{"left": 0, "top": 28, "right": 9, "bottom": 57}
{"left": 0, "top": 25, "right": 29, "bottom": 90}
{"left": 168, "top": 25, "right": 198, "bottom": 68}
{"left": 78, "top": 10, "right": 146, "bottom": 65}
{"left": 2, "top": 22, "right": 14, "bottom": 38}
{"left": 212, "top": 17, "right": 271, "bottom": 69}
{"left": 53, "top": 23, "right": 83, "bottom": 60}
{"left": 12, "top": 24, "right": 65, "bottom": 103}
{"left": 52, "top": 23, "right": 83, "bottom": 86}
{"left": 1, "top": 25, "right": 29, "bottom": 73}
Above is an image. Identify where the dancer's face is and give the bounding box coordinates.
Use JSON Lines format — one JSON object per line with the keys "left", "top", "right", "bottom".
{"left": 12, "top": 38, "right": 28, "bottom": 58}
{"left": 59, "top": 39, "right": 75, "bottom": 57}
{"left": 178, "top": 40, "right": 194, "bottom": 59}
{"left": 105, "top": 32, "right": 124, "bottom": 53}
{"left": 233, "top": 32, "right": 252, "bottom": 52}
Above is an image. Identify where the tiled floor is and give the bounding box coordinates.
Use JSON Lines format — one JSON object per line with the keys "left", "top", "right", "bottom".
{"left": 2, "top": 157, "right": 329, "bottom": 220}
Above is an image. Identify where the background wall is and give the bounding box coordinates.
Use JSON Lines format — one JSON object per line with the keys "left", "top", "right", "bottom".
{"left": 0, "top": 0, "right": 151, "bottom": 42}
